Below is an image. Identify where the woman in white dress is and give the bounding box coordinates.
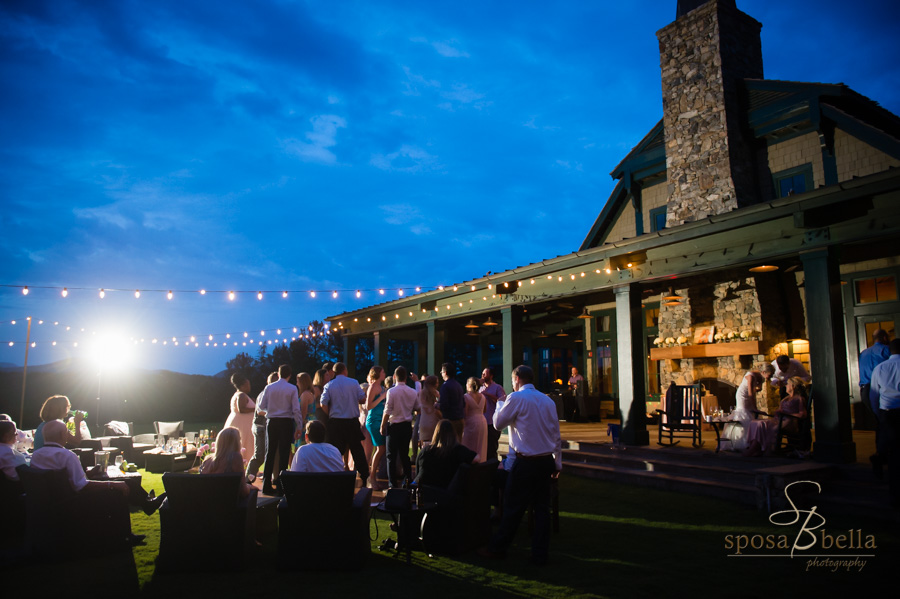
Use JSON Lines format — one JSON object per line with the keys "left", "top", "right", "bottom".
{"left": 724, "top": 364, "right": 775, "bottom": 451}
{"left": 224, "top": 372, "right": 255, "bottom": 462}
{"left": 461, "top": 377, "right": 488, "bottom": 462}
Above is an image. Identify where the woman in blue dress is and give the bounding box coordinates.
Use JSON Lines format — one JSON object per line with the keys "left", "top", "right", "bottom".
{"left": 364, "top": 366, "right": 386, "bottom": 489}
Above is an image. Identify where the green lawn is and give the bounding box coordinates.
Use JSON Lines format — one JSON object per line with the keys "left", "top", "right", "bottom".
{"left": 12, "top": 471, "right": 896, "bottom": 598}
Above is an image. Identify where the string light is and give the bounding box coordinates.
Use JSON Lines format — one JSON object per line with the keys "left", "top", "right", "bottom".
{"left": 379, "top": 289, "right": 384, "bottom": 295}
{"left": 398, "top": 289, "right": 403, "bottom": 297}
{"left": 333, "top": 291, "right": 338, "bottom": 298}
{"left": 257, "top": 291, "right": 263, "bottom": 300}
{"left": 99, "top": 289, "right": 105, "bottom": 299}
{"left": 200, "top": 289, "right": 206, "bottom": 295}
{"left": 310, "top": 291, "right": 316, "bottom": 298}
{"left": 167, "top": 290, "right": 173, "bottom": 300}
{"left": 134, "top": 290, "right": 141, "bottom": 299}
{"left": 61, "top": 288, "right": 68, "bottom": 297}
{"left": 229, "top": 291, "right": 235, "bottom": 301}
{"left": 356, "top": 290, "right": 361, "bottom": 298}
{"left": 22, "top": 287, "right": 28, "bottom": 296}
{"left": 282, "top": 291, "right": 288, "bottom": 298}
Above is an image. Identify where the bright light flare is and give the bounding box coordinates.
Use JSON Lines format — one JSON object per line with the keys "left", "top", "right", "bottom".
{"left": 89, "top": 331, "right": 136, "bottom": 370}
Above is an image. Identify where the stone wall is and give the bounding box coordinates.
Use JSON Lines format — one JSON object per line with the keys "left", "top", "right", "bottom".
{"left": 657, "top": 0, "right": 765, "bottom": 227}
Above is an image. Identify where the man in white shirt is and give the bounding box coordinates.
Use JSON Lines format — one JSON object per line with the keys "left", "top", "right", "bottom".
{"left": 290, "top": 421, "right": 344, "bottom": 473}
{"left": 771, "top": 355, "right": 811, "bottom": 398}
{"left": 482, "top": 365, "right": 561, "bottom": 565}
{"left": 321, "top": 362, "right": 369, "bottom": 486}
{"left": 258, "top": 363, "right": 303, "bottom": 495}
{"left": 30, "top": 420, "right": 144, "bottom": 545}
{"left": 0, "top": 419, "right": 26, "bottom": 481}
{"left": 380, "top": 366, "right": 420, "bottom": 488}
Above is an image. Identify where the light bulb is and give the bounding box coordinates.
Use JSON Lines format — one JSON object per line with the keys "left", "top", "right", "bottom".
{"left": 243, "top": 332, "right": 248, "bottom": 338}
{"left": 333, "top": 291, "right": 338, "bottom": 298}
{"left": 438, "top": 286, "right": 444, "bottom": 291}
{"left": 190, "top": 336, "right": 196, "bottom": 342}
{"left": 22, "top": 287, "right": 28, "bottom": 296}
{"left": 310, "top": 291, "right": 316, "bottom": 298}
{"left": 228, "top": 291, "right": 235, "bottom": 301}
{"left": 257, "top": 291, "right": 263, "bottom": 300}
{"left": 282, "top": 291, "right": 288, "bottom": 298}
{"left": 99, "top": 289, "right": 105, "bottom": 299}
{"left": 356, "top": 290, "right": 361, "bottom": 298}
{"left": 208, "top": 334, "right": 213, "bottom": 340}
{"left": 200, "top": 289, "right": 206, "bottom": 295}
{"left": 226, "top": 333, "right": 231, "bottom": 339}
{"left": 453, "top": 286, "right": 458, "bottom": 291}
{"left": 62, "top": 288, "right": 68, "bottom": 297}
{"left": 260, "top": 330, "right": 265, "bottom": 336}
{"left": 415, "top": 287, "right": 421, "bottom": 292}
{"left": 379, "top": 289, "right": 385, "bottom": 295}
{"left": 398, "top": 289, "right": 403, "bottom": 296}
{"left": 134, "top": 290, "right": 141, "bottom": 298}
{"left": 167, "top": 290, "right": 173, "bottom": 300}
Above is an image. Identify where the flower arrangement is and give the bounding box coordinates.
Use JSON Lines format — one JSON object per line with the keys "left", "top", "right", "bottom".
{"left": 726, "top": 331, "right": 736, "bottom": 341}
{"left": 714, "top": 332, "right": 724, "bottom": 342}
{"left": 196, "top": 443, "right": 213, "bottom": 461}
{"left": 653, "top": 337, "right": 663, "bottom": 346}
{"left": 740, "top": 330, "right": 751, "bottom": 340}
{"left": 676, "top": 335, "right": 687, "bottom": 345}
{"left": 665, "top": 337, "right": 675, "bottom": 346}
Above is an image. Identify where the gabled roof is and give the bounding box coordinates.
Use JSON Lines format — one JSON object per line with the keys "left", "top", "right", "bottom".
{"left": 580, "top": 78, "right": 900, "bottom": 251}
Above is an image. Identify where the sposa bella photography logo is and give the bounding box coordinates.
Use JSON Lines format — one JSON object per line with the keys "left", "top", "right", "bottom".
{"left": 723, "top": 481, "right": 877, "bottom": 572}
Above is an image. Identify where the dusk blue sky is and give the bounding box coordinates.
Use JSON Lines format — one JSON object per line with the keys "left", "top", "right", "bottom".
{"left": 2, "top": 0, "right": 899, "bottom": 375}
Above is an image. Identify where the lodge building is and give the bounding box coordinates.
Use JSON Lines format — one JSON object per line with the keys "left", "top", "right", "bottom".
{"left": 327, "top": 0, "right": 900, "bottom": 463}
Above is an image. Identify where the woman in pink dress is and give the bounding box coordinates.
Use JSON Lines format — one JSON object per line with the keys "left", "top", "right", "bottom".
{"left": 224, "top": 373, "right": 255, "bottom": 462}
{"left": 744, "top": 376, "right": 808, "bottom": 457}
{"left": 461, "top": 377, "right": 488, "bottom": 462}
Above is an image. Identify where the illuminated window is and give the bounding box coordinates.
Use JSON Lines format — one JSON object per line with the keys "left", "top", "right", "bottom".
{"left": 855, "top": 276, "right": 897, "bottom": 304}
{"left": 773, "top": 164, "right": 813, "bottom": 198}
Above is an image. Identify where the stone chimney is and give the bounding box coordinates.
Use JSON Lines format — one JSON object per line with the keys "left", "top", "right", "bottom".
{"left": 658, "top": 0, "right": 764, "bottom": 226}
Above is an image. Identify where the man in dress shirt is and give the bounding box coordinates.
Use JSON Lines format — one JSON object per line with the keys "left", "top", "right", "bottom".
{"left": 479, "top": 367, "right": 506, "bottom": 462}
{"left": 870, "top": 338, "right": 900, "bottom": 507}
{"left": 438, "top": 362, "right": 466, "bottom": 440}
{"left": 30, "top": 420, "right": 144, "bottom": 545}
{"left": 258, "top": 363, "right": 302, "bottom": 495}
{"left": 483, "top": 365, "right": 561, "bottom": 565}
{"left": 380, "top": 366, "right": 420, "bottom": 488}
{"left": 289, "top": 421, "right": 344, "bottom": 473}
{"left": 321, "top": 362, "right": 369, "bottom": 486}
{"left": 0, "top": 419, "right": 26, "bottom": 481}
{"left": 771, "top": 355, "right": 811, "bottom": 398}
{"left": 860, "top": 330, "right": 891, "bottom": 471}
{"left": 568, "top": 366, "right": 586, "bottom": 422}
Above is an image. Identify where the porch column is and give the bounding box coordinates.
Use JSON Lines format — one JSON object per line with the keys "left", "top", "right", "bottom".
{"left": 501, "top": 307, "right": 516, "bottom": 386}
{"left": 343, "top": 335, "right": 356, "bottom": 378}
{"left": 614, "top": 284, "right": 650, "bottom": 445}
{"left": 583, "top": 314, "right": 596, "bottom": 395}
{"left": 800, "top": 248, "right": 857, "bottom": 463}
{"left": 373, "top": 331, "right": 387, "bottom": 368}
{"left": 426, "top": 321, "right": 445, "bottom": 375}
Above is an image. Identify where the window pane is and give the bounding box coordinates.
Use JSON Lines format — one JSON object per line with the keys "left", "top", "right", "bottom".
{"left": 645, "top": 307, "right": 659, "bottom": 328}
{"left": 856, "top": 278, "right": 877, "bottom": 303}
{"left": 876, "top": 277, "right": 898, "bottom": 301}
{"left": 779, "top": 178, "right": 794, "bottom": 197}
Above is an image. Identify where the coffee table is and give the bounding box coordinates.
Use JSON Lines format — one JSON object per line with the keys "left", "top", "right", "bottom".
{"left": 143, "top": 448, "right": 197, "bottom": 473}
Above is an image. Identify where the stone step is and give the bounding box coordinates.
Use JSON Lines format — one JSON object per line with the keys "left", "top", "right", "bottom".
{"left": 561, "top": 459, "right": 761, "bottom": 506}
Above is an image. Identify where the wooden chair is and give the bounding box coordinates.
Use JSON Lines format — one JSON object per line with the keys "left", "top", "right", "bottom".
{"left": 156, "top": 472, "right": 257, "bottom": 572}
{"left": 656, "top": 384, "right": 703, "bottom": 447}
{"left": 276, "top": 471, "right": 372, "bottom": 571}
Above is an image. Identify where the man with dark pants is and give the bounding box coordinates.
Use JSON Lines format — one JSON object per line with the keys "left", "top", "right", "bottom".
{"left": 258, "top": 364, "right": 302, "bottom": 495}
{"left": 381, "top": 366, "right": 420, "bottom": 488}
{"left": 479, "top": 367, "right": 506, "bottom": 462}
{"left": 247, "top": 371, "right": 277, "bottom": 481}
{"left": 481, "top": 365, "right": 561, "bottom": 565}
{"left": 321, "top": 362, "right": 369, "bottom": 486}
{"left": 438, "top": 362, "right": 465, "bottom": 440}
{"left": 859, "top": 329, "right": 891, "bottom": 475}
{"left": 870, "top": 338, "right": 900, "bottom": 507}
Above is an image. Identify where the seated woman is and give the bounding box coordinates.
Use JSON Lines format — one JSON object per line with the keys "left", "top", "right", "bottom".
{"left": 414, "top": 419, "right": 476, "bottom": 491}
{"left": 200, "top": 427, "right": 253, "bottom": 497}
{"left": 744, "top": 376, "right": 809, "bottom": 457}
{"left": 33, "top": 395, "right": 87, "bottom": 450}
{"left": 723, "top": 364, "right": 775, "bottom": 451}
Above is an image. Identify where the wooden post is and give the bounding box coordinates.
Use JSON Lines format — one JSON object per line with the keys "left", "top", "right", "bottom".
{"left": 800, "top": 247, "right": 856, "bottom": 463}
{"left": 615, "top": 285, "right": 649, "bottom": 445}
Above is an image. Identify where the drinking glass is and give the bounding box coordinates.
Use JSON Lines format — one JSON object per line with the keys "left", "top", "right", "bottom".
{"left": 115, "top": 455, "right": 124, "bottom": 470}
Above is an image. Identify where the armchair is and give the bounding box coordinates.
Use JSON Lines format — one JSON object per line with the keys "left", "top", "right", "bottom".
{"left": 277, "top": 471, "right": 372, "bottom": 571}
{"left": 157, "top": 472, "right": 257, "bottom": 572}
{"left": 656, "top": 384, "right": 703, "bottom": 447}
{"left": 420, "top": 460, "right": 496, "bottom": 556}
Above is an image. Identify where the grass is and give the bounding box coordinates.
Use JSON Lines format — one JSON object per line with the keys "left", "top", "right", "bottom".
{"left": 11, "top": 471, "right": 897, "bottom": 598}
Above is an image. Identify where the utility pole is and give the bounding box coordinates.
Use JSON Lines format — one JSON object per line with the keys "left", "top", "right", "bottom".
{"left": 18, "top": 316, "right": 32, "bottom": 425}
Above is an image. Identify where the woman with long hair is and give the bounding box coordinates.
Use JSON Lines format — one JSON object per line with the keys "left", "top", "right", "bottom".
{"left": 364, "top": 366, "right": 387, "bottom": 489}
{"left": 297, "top": 372, "right": 316, "bottom": 425}
{"left": 461, "top": 377, "right": 488, "bottom": 462}
{"left": 224, "top": 372, "right": 255, "bottom": 461}
{"left": 722, "top": 364, "right": 776, "bottom": 451}
{"left": 200, "top": 427, "right": 252, "bottom": 496}
{"left": 744, "top": 376, "right": 809, "bottom": 457}
{"left": 417, "top": 375, "right": 442, "bottom": 449}
{"left": 33, "top": 395, "right": 84, "bottom": 450}
{"left": 414, "top": 419, "right": 477, "bottom": 489}
{"left": 313, "top": 368, "right": 329, "bottom": 423}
